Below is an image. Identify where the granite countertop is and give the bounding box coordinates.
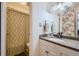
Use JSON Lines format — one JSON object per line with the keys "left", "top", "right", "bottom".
{"left": 40, "top": 36, "right": 79, "bottom": 52}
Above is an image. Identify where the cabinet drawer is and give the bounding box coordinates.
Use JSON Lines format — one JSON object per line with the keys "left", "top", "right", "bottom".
{"left": 40, "top": 49, "right": 48, "bottom": 56}
{"left": 40, "top": 45, "right": 48, "bottom": 56}
{"left": 56, "top": 44, "right": 79, "bottom": 56}
{"left": 40, "top": 39, "right": 58, "bottom": 50}
{"left": 40, "top": 39, "right": 59, "bottom": 56}
{"left": 40, "top": 47, "right": 58, "bottom": 56}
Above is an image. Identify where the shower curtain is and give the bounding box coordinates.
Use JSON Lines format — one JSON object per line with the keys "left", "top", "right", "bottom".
{"left": 6, "top": 9, "right": 27, "bottom": 56}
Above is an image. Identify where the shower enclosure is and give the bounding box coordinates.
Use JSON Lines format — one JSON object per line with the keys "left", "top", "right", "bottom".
{"left": 6, "top": 6, "right": 29, "bottom": 56}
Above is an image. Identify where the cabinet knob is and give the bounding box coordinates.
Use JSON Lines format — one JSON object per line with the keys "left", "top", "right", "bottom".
{"left": 45, "top": 51, "right": 49, "bottom": 53}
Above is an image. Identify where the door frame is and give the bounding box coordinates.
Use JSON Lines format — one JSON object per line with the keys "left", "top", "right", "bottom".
{"left": 1, "top": 2, "right": 7, "bottom": 56}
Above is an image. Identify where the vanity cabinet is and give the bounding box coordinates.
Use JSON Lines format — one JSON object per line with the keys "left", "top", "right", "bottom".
{"left": 40, "top": 39, "right": 79, "bottom": 56}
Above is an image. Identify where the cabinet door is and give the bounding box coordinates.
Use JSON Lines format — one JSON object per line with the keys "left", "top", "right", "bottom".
{"left": 47, "top": 41, "right": 60, "bottom": 56}
{"left": 40, "top": 39, "right": 48, "bottom": 56}
{"left": 40, "top": 44, "right": 58, "bottom": 56}
{"left": 48, "top": 42, "right": 60, "bottom": 56}
{"left": 40, "top": 44, "right": 48, "bottom": 56}
{"left": 56, "top": 44, "right": 79, "bottom": 56}
{"left": 40, "top": 39, "right": 59, "bottom": 56}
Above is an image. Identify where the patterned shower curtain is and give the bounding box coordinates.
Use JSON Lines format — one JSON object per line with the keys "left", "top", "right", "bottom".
{"left": 6, "top": 9, "right": 26, "bottom": 56}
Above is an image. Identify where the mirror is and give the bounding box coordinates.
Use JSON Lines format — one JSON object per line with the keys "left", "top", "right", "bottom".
{"left": 61, "top": 2, "right": 79, "bottom": 38}
{"left": 62, "top": 8, "right": 76, "bottom": 37}
{"left": 48, "top": 2, "right": 79, "bottom": 38}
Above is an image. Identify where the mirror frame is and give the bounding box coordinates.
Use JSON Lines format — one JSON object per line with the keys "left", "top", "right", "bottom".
{"left": 76, "top": 12, "right": 79, "bottom": 37}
